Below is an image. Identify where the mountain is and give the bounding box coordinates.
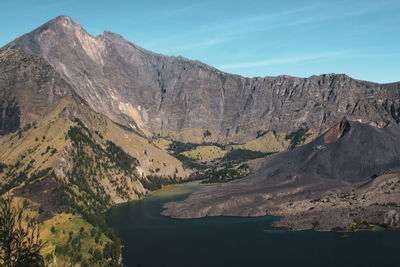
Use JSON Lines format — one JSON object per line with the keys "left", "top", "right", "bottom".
{"left": 0, "top": 15, "right": 400, "bottom": 265}
{"left": 0, "top": 26, "right": 187, "bottom": 265}
{"left": 9, "top": 15, "right": 400, "bottom": 144}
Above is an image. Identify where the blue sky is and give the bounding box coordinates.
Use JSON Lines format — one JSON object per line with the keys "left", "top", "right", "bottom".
{"left": 1, "top": 0, "right": 399, "bottom": 83}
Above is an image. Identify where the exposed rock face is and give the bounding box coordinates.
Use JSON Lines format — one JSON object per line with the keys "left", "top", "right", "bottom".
{"left": 370, "top": 119, "right": 389, "bottom": 129}
{"left": 324, "top": 118, "right": 350, "bottom": 143}
{"left": 0, "top": 106, "right": 20, "bottom": 135}
{"left": 349, "top": 117, "right": 390, "bottom": 129}
{"left": 9, "top": 15, "right": 400, "bottom": 142}
{"left": 384, "top": 209, "right": 400, "bottom": 228}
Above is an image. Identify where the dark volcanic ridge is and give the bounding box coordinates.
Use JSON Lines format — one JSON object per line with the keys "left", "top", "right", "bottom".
{"left": 261, "top": 119, "right": 400, "bottom": 184}
{"left": 162, "top": 120, "right": 400, "bottom": 231}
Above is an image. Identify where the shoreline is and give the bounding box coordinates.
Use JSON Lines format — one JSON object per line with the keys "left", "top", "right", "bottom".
{"left": 161, "top": 173, "right": 400, "bottom": 232}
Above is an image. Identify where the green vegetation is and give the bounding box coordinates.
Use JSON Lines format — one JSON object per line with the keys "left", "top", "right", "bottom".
{"left": 285, "top": 127, "right": 311, "bottom": 149}
{"left": 181, "top": 145, "right": 227, "bottom": 160}
{"left": 347, "top": 222, "right": 381, "bottom": 232}
{"left": 141, "top": 175, "right": 183, "bottom": 191}
{"left": 38, "top": 212, "right": 117, "bottom": 267}
{"left": 222, "top": 149, "right": 272, "bottom": 163}
{"left": 164, "top": 138, "right": 272, "bottom": 183}
{"left": 0, "top": 112, "right": 186, "bottom": 265}
{"left": 60, "top": 121, "right": 139, "bottom": 265}
{"left": 331, "top": 222, "right": 384, "bottom": 232}
{"left": 203, "top": 130, "right": 211, "bottom": 137}
{"left": 167, "top": 140, "right": 225, "bottom": 155}
{"left": 311, "top": 221, "right": 320, "bottom": 229}
{"left": 200, "top": 163, "right": 252, "bottom": 184}
{"left": 0, "top": 196, "right": 44, "bottom": 266}
{"left": 232, "top": 130, "right": 292, "bottom": 153}
{"left": 105, "top": 140, "right": 139, "bottom": 173}
{"left": 66, "top": 123, "right": 140, "bottom": 201}
{"left": 53, "top": 228, "right": 119, "bottom": 266}
{"left": 0, "top": 162, "right": 53, "bottom": 195}
{"left": 16, "top": 122, "right": 34, "bottom": 139}
{"left": 0, "top": 163, "right": 7, "bottom": 173}
{"left": 168, "top": 140, "right": 200, "bottom": 155}
{"left": 188, "top": 148, "right": 270, "bottom": 183}
{"left": 166, "top": 139, "right": 270, "bottom": 169}
{"left": 256, "top": 130, "right": 269, "bottom": 138}
{"left": 0, "top": 100, "right": 188, "bottom": 266}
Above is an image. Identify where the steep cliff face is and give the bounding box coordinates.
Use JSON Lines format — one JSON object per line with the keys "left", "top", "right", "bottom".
{"left": 11, "top": 15, "right": 400, "bottom": 143}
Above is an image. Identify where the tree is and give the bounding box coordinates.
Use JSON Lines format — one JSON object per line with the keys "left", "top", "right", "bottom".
{"left": 0, "top": 195, "right": 44, "bottom": 266}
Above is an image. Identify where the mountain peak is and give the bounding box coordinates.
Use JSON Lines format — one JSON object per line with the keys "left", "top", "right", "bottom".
{"left": 52, "top": 15, "right": 75, "bottom": 25}
{"left": 44, "top": 15, "right": 82, "bottom": 31}
{"left": 9, "top": 15, "right": 89, "bottom": 55}
{"left": 22, "top": 15, "right": 84, "bottom": 39}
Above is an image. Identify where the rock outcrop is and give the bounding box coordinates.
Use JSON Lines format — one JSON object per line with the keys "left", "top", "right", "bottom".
{"left": 384, "top": 209, "right": 400, "bottom": 228}
{"left": 324, "top": 119, "right": 350, "bottom": 143}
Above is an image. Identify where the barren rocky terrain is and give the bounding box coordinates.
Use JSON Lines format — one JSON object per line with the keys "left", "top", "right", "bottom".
{"left": 163, "top": 121, "right": 400, "bottom": 231}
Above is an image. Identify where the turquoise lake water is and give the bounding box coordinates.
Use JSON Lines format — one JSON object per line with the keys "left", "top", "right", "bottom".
{"left": 107, "top": 184, "right": 400, "bottom": 267}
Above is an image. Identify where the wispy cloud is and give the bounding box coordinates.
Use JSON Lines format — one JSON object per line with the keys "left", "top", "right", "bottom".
{"left": 136, "top": 0, "right": 400, "bottom": 62}
{"left": 157, "top": 38, "right": 225, "bottom": 54}
{"left": 192, "top": 0, "right": 397, "bottom": 40}
{"left": 217, "top": 52, "right": 343, "bottom": 70}
{"left": 140, "top": 3, "right": 326, "bottom": 51}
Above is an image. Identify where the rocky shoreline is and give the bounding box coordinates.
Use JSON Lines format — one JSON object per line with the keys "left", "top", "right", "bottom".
{"left": 162, "top": 171, "right": 400, "bottom": 232}
{"left": 271, "top": 172, "right": 400, "bottom": 231}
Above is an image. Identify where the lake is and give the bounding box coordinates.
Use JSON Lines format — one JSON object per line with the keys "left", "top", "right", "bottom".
{"left": 107, "top": 183, "right": 400, "bottom": 267}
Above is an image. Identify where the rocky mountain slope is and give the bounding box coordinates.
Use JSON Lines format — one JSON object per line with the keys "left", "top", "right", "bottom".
{"left": 10, "top": 15, "right": 400, "bottom": 143}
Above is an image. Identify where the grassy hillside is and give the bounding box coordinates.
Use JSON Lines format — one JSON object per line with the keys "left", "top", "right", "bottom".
{"left": 232, "top": 129, "right": 319, "bottom": 152}
{"left": 0, "top": 97, "right": 189, "bottom": 265}
{"left": 181, "top": 145, "right": 227, "bottom": 160}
